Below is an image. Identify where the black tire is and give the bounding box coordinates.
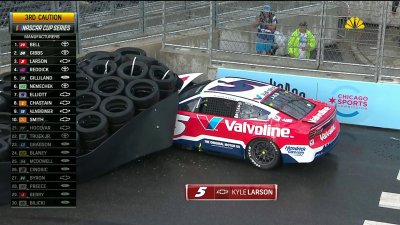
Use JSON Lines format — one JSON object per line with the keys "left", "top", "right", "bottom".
{"left": 81, "top": 131, "right": 109, "bottom": 151}
{"left": 0, "top": 82, "right": 11, "bottom": 103}
{"left": 91, "top": 52, "right": 122, "bottom": 65}
{"left": 77, "top": 55, "right": 92, "bottom": 69}
{"left": 76, "top": 68, "right": 86, "bottom": 74}
{"left": 0, "top": 72, "right": 11, "bottom": 83}
{"left": 115, "top": 47, "right": 147, "bottom": 62}
{"left": 93, "top": 76, "right": 125, "bottom": 98}
{"left": 0, "top": 124, "right": 10, "bottom": 140}
{"left": 0, "top": 112, "right": 10, "bottom": 124}
{"left": 76, "top": 73, "right": 94, "bottom": 93}
{"left": 99, "top": 95, "right": 134, "bottom": 124}
{"left": 148, "top": 65, "right": 177, "bottom": 90}
{"left": 0, "top": 95, "right": 8, "bottom": 112}
{"left": 0, "top": 139, "right": 9, "bottom": 162}
{"left": 84, "top": 51, "right": 110, "bottom": 60}
{"left": 77, "top": 111, "right": 108, "bottom": 140}
{"left": 117, "top": 61, "right": 149, "bottom": 83}
{"left": 77, "top": 92, "right": 101, "bottom": 113}
{"left": 247, "top": 138, "right": 281, "bottom": 170}
{"left": 125, "top": 79, "right": 160, "bottom": 110}
{"left": 85, "top": 60, "right": 118, "bottom": 80}
{"left": 126, "top": 55, "right": 159, "bottom": 67}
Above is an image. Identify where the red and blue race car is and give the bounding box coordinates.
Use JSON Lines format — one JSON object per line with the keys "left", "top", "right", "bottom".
{"left": 174, "top": 73, "right": 340, "bottom": 169}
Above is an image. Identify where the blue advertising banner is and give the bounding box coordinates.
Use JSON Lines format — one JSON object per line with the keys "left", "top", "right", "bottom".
{"left": 217, "top": 67, "right": 400, "bottom": 130}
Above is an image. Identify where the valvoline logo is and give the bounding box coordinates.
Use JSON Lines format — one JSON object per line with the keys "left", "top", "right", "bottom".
{"left": 197, "top": 115, "right": 223, "bottom": 130}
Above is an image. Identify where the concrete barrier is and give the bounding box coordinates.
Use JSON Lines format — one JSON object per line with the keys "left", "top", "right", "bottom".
{"left": 217, "top": 67, "right": 400, "bottom": 130}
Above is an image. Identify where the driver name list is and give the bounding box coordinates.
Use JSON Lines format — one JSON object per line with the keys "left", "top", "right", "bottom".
{"left": 10, "top": 12, "right": 76, "bottom": 208}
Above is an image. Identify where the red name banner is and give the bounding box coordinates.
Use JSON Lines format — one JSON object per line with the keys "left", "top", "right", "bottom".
{"left": 185, "top": 184, "right": 278, "bottom": 201}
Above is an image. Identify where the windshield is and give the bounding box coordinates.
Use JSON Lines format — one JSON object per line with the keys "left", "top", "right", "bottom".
{"left": 179, "top": 80, "right": 211, "bottom": 101}
{"left": 262, "top": 89, "right": 315, "bottom": 120}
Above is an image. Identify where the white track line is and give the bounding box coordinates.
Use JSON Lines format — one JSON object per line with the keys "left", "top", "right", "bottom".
{"left": 363, "top": 220, "right": 398, "bottom": 225}
{"left": 379, "top": 192, "right": 400, "bottom": 210}
{"left": 397, "top": 169, "right": 400, "bottom": 181}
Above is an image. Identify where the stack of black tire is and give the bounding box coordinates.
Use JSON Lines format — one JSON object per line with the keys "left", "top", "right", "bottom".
{"left": 0, "top": 72, "right": 11, "bottom": 163}
{"left": 76, "top": 47, "right": 182, "bottom": 155}
{"left": 0, "top": 47, "right": 183, "bottom": 162}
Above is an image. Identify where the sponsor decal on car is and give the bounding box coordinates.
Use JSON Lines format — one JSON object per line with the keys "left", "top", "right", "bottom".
{"left": 282, "top": 118, "right": 293, "bottom": 123}
{"left": 253, "top": 86, "right": 277, "bottom": 100}
{"left": 225, "top": 120, "right": 291, "bottom": 138}
{"left": 308, "top": 106, "right": 331, "bottom": 123}
{"left": 319, "top": 124, "right": 336, "bottom": 141}
{"left": 285, "top": 146, "right": 306, "bottom": 156}
{"left": 197, "top": 115, "right": 223, "bottom": 130}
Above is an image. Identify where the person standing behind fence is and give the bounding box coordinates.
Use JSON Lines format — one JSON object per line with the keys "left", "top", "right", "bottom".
{"left": 392, "top": 1, "right": 399, "bottom": 15}
{"left": 288, "top": 21, "right": 316, "bottom": 59}
{"left": 253, "top": 4, "right": 278, "bottom": 55}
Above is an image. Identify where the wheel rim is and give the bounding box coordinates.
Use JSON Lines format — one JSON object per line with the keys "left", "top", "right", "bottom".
{"left": 252, "top": 141, "right": 276, "bottom": 165}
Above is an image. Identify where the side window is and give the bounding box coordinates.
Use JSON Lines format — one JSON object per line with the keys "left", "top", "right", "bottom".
{"left": 179, "top": 97, "right": 200, "bottom": 112}
{"left": 237, "top": 102, "right": 270, "bottom": 120}
{"left": 198, "top": 97, "right": 237, "bottom": 118}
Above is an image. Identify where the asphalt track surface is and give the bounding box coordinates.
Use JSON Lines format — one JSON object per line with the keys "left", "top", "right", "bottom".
{"left": 0, "top": 124, "right": 399, "bottom": 225}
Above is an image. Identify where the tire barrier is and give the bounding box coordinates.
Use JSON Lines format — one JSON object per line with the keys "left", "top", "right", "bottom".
{"left": 77, "top": 92, "right": 102, "bottom": 113}
{"left": 125, "top": 79, "right": 160, "bottom": 111}
{"left": 74, "top": 47, "right": 181, "bottom": 155}
{"left": 76, "top": 73, "right": 94, "bottom": 93}
{"left": 0, "top": 47, "right": 181, "bottom": 198}
{"left": 93, "top": 76, "right": 125, "bottom": 98}
{"left": 0, "top": 47, "right": 183, "bottom": 158}
{"left": 117, "top": 61, "right": 149, "bottom": 83}
{"left": 85, "top": 60, "right": 118, "bottom": 80}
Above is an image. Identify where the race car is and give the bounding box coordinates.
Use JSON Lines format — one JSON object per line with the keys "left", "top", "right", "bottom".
{"left": 174, "top": 73, "right": 340, "bottom": 169}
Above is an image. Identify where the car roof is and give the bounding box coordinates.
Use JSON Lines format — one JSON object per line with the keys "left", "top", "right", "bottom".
{"left": 202, "top": 77, "right": 278, "bottom": 103}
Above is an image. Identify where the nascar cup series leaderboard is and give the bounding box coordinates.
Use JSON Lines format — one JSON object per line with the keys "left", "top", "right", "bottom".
{"left": 174, "top": 74, "right": 340, "bottom": 169}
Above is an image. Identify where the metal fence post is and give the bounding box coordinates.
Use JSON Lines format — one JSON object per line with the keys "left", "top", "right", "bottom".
{"left": 207, "top": 1, "right": 216, "bottom": 66}
{"left": 375, "top": 1, "right": 389, "bottom": 82}
{"left": 162, "top": 1, "right": 166, "bottom": 49}
{"left": 316, "top": 1, "right": 326, "bottom": 69}
{"left": 375, "top": 1, "right": 388, "bottom": 83}
{"left": 139, "top": 1, "right": 145, "bottom": 34}
{"left": 208, "top": 1, "right": 216, "bottom": 66}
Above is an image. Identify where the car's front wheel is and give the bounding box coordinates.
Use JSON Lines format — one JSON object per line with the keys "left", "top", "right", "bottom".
{"left": 247, "top": 138, "right": 281, "bottom": 169}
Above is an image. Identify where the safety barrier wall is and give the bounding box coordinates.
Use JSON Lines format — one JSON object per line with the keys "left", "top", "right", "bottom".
{"left": 217, "top": 67, "right": 400, "bottom": 130}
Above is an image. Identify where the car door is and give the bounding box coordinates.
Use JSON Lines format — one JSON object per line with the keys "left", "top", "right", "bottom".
{"left": 194, "top": 97, "right": 246, "bottom": 157}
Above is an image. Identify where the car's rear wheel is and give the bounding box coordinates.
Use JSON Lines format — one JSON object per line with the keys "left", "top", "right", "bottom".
{"left": 247, "top": 138, "right": 281, "bottom": 169}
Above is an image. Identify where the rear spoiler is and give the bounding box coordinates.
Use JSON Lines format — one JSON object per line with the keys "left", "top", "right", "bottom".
{"left": 177, "top": 73, "right": 203, "bottom": 93}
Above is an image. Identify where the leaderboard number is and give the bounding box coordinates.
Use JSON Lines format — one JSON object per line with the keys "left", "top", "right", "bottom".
{"left": 195, "top": 187, "right": 207, "bottom": 198}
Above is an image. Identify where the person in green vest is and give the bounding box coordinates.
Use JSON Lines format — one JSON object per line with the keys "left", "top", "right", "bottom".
{"left": 288, "top": 21, "right": 316, "bottom": 59}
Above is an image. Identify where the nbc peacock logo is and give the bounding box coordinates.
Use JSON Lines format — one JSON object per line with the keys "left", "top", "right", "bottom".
{"left": 345, "top": 17, "right": 365, "bottom": 30}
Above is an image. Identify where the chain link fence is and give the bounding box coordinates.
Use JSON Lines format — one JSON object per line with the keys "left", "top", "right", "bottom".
{"left": 0, "top": 1, "right": 399, "bottom": 82}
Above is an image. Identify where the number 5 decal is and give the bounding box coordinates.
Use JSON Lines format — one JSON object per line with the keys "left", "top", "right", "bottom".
{"left": 195, "top": 187, "right": 207, "bottom": 198}
{"left": 174, "top": 114, "right": 190, "bottom": 136}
